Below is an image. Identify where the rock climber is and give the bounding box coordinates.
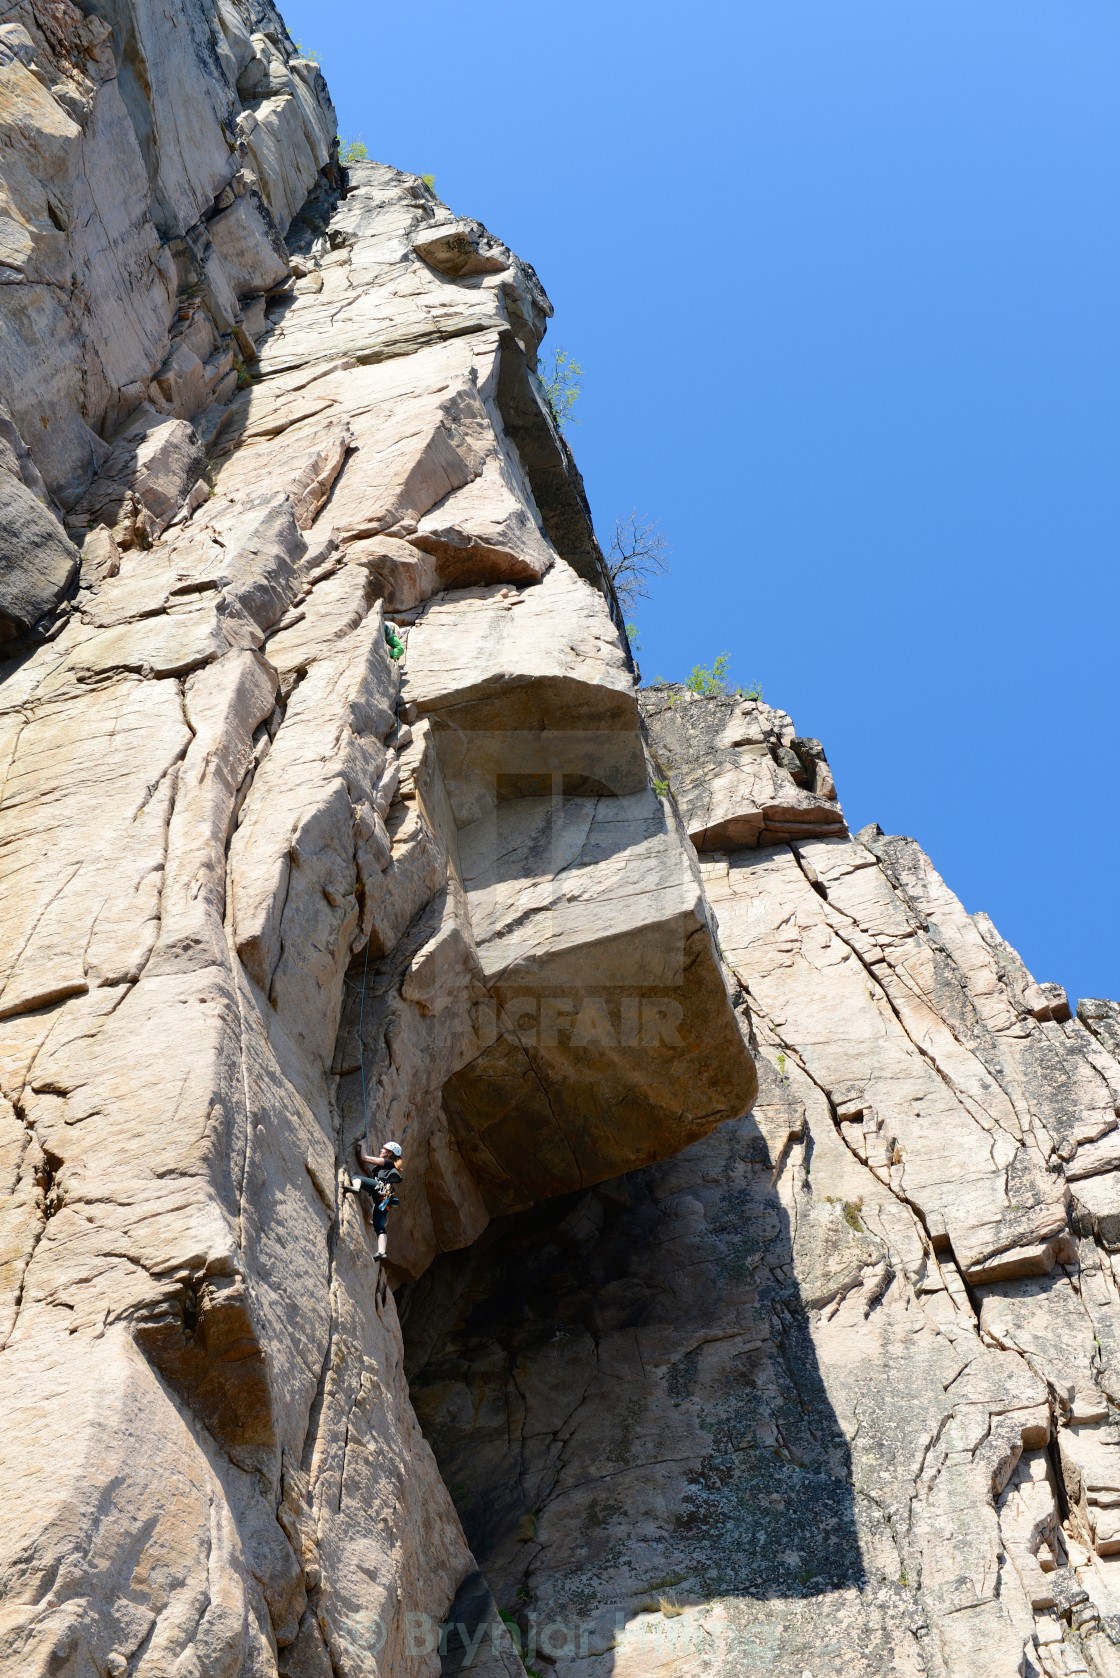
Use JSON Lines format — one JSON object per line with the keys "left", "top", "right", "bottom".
{"left": 343, "top": 1138, "right": 404, "bottom": 1261}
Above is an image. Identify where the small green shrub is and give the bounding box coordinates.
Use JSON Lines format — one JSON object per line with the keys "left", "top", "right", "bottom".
{"left": 538, "top": 347, "right": 583, "bottom": 431}
{"left": 340, "top": 136, "right": 369, "bottom": 164}
{"left": 652, "top": 777, "right": 670, "bottom": 798}
{"left": 420, "top": 172, "right": 436, "bottom": 191}
{"left": 293, "top": 40, "right": 319, "bottom": 61}
{"left": 625, "top": 620, "right": 641, "bottom": 652}
{"left": 231, "top": 348, "right": 255, "bottom": 391}
{"left": 843, "top": 1199, "right": 864, "bottom": 1232}
{"left": 737, "top": 679, "right": 764, "bottom": 700}
{"left": 685, "top": 653, "right": 730, "bottom": 696}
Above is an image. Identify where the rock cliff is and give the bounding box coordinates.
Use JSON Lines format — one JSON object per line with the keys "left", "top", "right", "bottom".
{"left": 0, "top": 7, "right": 1116, "bottom": 1678}
{"left": 408, "top": 688, "right": 1120, "bottom": 1678}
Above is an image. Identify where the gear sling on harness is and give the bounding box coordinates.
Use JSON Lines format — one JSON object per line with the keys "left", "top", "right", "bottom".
{"left": 351, "top": 1165, "right": 402, "bottom": 1234}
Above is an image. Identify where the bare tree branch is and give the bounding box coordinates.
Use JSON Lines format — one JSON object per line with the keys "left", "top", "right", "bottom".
{"left": 607, "top": 512, "right": 670, "bottom": 613}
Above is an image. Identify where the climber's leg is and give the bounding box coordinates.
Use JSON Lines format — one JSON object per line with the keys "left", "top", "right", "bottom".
{"left": 342, "top": 1172, "right": 377, "bottom": 1197}
{"left": 373, "top": 1202, "right": 389, "bottom": 1260}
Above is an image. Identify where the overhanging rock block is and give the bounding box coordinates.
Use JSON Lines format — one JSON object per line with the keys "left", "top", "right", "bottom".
{"left": 404, "top": 560, "right": 645, "bottom": 823}
{"left": 444, "top": 789, "right": 758, "bottom": 1210}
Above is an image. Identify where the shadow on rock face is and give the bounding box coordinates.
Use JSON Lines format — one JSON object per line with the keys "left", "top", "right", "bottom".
{"left": 401, "top": 1110, "right": 868, "bottom": 1673}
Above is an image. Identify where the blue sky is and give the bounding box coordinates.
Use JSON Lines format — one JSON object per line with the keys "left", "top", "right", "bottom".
{"left": 284, "top": 0, "right": 1119, "bottom": 1004}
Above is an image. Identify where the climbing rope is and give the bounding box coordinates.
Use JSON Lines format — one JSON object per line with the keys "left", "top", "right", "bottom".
{"left": 356, "top": 627, "right": 405, "bottom": 1145}
{"left": 356, "top": 913, "right": 373, "bottom": 1144}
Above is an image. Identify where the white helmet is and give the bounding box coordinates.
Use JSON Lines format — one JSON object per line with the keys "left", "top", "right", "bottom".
{"left": 383, "top": 1141, "right": 403, "bottom": 1157}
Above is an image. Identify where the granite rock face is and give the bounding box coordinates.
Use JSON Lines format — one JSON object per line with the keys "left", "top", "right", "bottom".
{"left": 0, "top": 0, "right": 336, "bottom": 611}
{"left": 406, "top": 719, "right": 1120, "bottom": 1678}
{"left": 0, "top": 469, "right": 78, "bottom": 637}
{"left": 1, "top": 8, "right": 1117, "bottom": 1678}
{"left": 640, "top": 684, "right": 846, "bottom": 850}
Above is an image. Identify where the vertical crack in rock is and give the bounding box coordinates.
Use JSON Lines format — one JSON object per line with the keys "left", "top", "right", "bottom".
{"left": 0, "top": 1098, "right": 51, "bottom": 1351}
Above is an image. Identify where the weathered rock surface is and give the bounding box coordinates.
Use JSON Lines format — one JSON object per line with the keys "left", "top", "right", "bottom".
{"left": 1, "top": 7, "right": 1117, "bottom": 1678}
{"left": 0, "top": 0, "right": 335, "bottom": 629}
{"left": 640, "top": 683, "right": 846, "bottom": 849}
{"left": 0, "top": 29, "right": 754, "bottom": 1677}
{"left": 405, "top": 709, "right": 1120, "bottom": 1678}
{"left": 0, "top": 469, "right": 78, "bottom": 637}
{"left": 443, "top": 786, "right": 752, "bottom": 1210}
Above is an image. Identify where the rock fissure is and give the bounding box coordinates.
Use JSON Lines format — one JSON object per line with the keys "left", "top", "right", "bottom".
{"left": 788, "top": 845, "right": 1022, "bottom": 1156}
{"left": 796, "top": 846, "right": 1033, "bottom": 1150}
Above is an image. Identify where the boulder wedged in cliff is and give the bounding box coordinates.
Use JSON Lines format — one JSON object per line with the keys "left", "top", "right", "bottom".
{"left": 388, "top": 562, "right": 758, "bottom": 1226}
{"left": 66, "top": 407, "right": 208, "bottom": 547}
{"left": 214, "top": 332, "right": 562, "bottom": 592}
{"left": 412, "top": 221, "right": 509, "bottom": 278}
{"left": 442, "top": 788, "right": 757, "bottom": 1209}
{"left": 409, "top": 453, "right": 557, "bottom": 585}
{"left": 640, "top": 684, "right": 846, "bottom": 849}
